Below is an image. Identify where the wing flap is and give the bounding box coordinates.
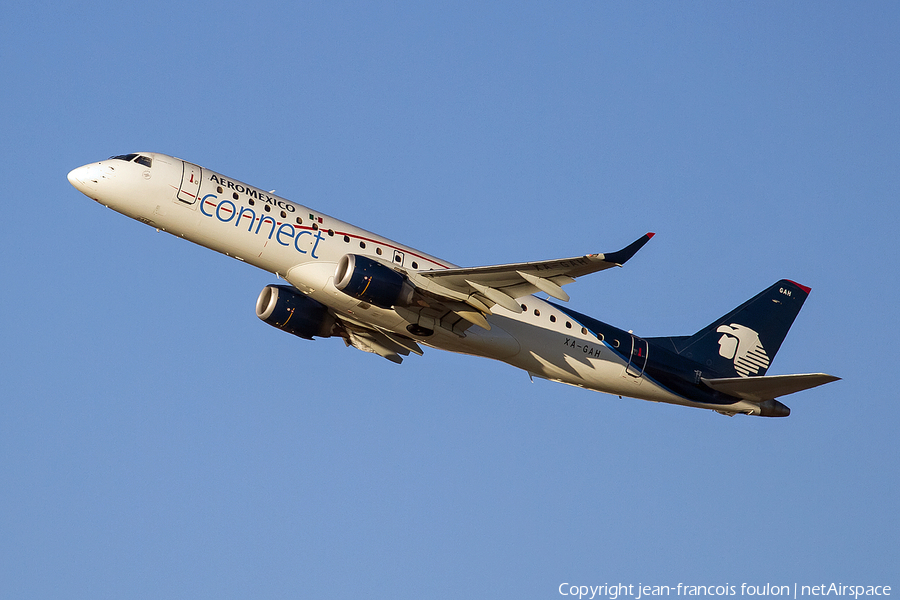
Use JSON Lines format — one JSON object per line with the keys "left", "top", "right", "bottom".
{"left": 702, "top": 373, "right": 840, "bottom": 402}
{"left": 343, "top": 329, "right": 408, "bottom": 363}
{"left": 338, "top": 317, "right": 424, "bottom": 364}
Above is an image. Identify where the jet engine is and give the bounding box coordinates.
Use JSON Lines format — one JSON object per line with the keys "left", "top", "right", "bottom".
{"left": 334, "top": 254, "right": 414, "bottom": 309}
{"left": 255, "top": 284, "right": 336, "bottom": 339}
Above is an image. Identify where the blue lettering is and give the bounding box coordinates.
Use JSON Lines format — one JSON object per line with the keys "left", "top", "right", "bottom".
{"left": 255, "top": 215, "right": 277, "bottom": 239}
{"left": 276, "top": 223, "right": 295, "bottom": 246}
{"left": 199, "top": 191, "right": 322, "bottom": 260}
{"left": 216, "top": 199, "right": 236, "bottom": 223}
{"left": 311, "top": 229, "right": 325, "bottom": 259}
{"left": 236, "top": 206, "right": 256, "bottom": 231}
{"left": 200, "top": 194, "right": 217, "bottom": 217}
{"left": 294, "top": 229, "right": 310, "bottom": 254}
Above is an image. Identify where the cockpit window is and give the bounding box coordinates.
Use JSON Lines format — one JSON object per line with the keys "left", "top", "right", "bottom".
{"left": 109, "top": 153, "right": 152, "bottom": 168}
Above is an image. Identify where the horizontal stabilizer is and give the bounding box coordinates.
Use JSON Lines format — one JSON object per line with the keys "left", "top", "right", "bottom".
{"left": 702, "top": 373, "right": 840, "bottom": 402}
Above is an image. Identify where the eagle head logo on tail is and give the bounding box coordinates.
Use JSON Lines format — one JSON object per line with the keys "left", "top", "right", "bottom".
{"left": 716, "top": 323, "right": 770, "bottom": 377}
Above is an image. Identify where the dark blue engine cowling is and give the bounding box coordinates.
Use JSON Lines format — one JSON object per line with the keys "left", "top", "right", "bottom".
{"left": 255, "top": 285, "right": 335, "bottom": 339}
{"left": 334, "top": 254, "right": 414, "bottom": 309}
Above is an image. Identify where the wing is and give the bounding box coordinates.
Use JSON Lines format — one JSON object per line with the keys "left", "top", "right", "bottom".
{"left": 316, "top": 233, "right": 654, "bottom": 362}
{"left": 407, "top": 233, "right": 654, "bottom": 321}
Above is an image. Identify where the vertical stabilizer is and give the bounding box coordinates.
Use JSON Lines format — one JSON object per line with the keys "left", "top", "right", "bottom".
{"left": 662, "top": 280, "right": 812, "bottom": 378}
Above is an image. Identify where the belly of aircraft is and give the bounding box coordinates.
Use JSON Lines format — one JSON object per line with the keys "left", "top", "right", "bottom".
{"left": 494, "top": 324, "right": 685, "bottom": 405}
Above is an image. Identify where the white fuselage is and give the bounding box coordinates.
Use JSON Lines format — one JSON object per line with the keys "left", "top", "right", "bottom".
{"left": 68, "top": 153, "right": 741, "bottom": 412}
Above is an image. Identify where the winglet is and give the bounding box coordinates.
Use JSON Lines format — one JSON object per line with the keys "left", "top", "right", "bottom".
{"left": 602, "top": 232, "right": 655, "bottom": 266}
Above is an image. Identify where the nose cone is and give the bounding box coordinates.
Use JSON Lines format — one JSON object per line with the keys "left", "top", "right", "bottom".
{"left": 67, "top": 164, "right": 93, "bottom": 195}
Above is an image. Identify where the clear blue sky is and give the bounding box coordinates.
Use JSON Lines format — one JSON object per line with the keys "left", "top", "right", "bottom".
{"left": 1, "top": 2, "right": 897, "bottom": 598}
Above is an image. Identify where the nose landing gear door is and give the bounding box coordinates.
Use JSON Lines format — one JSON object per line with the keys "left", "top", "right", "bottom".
{"left": 177, "top": 161, "right": 202, "bottom": 204}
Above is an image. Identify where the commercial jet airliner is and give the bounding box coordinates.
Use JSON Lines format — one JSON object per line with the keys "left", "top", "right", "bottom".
{"left": 68, "top": 153, "right": 838, "bottom": 417}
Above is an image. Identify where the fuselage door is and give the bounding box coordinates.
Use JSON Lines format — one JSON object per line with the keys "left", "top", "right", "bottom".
{"left": 393, "top": 250, "right": 405, "bottom": 266}
{"left": 177, "top": 161, "right": 202, "bottom": 204}
{"left": 626, "top": 335, "right": 648, "bottom": 379}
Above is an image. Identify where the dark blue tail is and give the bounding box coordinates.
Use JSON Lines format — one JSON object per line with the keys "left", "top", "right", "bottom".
{"left": 648, "top": 280, "right": 811, "bottom": 378}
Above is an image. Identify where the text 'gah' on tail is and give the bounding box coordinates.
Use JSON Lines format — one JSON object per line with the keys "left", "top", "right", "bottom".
{"left": 666, "top": 280, "right": 811, "bottom": 379}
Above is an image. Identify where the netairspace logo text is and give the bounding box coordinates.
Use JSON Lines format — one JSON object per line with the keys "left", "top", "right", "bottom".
{"left": 558, "top": 583, "right": 892, "bottom": 600}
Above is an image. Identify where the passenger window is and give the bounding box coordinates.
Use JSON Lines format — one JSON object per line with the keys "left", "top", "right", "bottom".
{"left": 550, "top": 315, "right": 556, "bottom": 323}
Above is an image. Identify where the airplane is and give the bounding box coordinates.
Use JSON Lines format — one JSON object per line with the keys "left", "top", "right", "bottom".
{"left": 68, "top": 152, "right": 839, "bottom": 417}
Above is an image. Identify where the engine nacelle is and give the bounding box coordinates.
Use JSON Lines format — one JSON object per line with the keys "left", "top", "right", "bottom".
{"left": 334, "top": 254, "right": 415, "bottom": 309}
{"left": 255, "top": 285, "right": 335, "bottom": 340}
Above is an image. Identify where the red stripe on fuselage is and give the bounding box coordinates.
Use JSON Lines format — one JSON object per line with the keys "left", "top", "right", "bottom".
{"left": 202, "top": 198, "right": 449, "bottom": 269}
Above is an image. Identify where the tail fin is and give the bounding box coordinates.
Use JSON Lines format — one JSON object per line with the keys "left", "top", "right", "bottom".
{"left": 651, "top": 280, "right": 812, "bottom": 378}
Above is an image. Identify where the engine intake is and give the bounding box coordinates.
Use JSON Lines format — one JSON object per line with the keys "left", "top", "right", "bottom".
{"left": 255, "top": 285, "right": 335, "bottom": 339}
{"left": 334, "top": 254, "right": 414, "bottom": 309}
